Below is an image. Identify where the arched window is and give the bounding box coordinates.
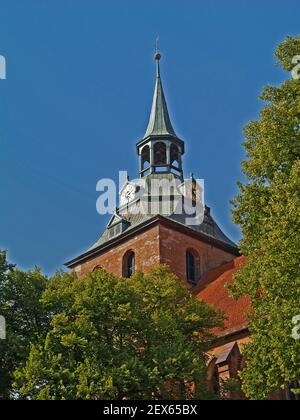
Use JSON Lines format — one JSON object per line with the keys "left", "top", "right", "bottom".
{"left": 186, "top": 249, "right": 200, "bottom": 283}
{"left": 92, "top": 264, "right": 103, "bottom": 272}
{"left": 154, "top": 142, "right": 166, "bottom": 165}
{"left": 141, "top": 145, "right": 150, "bottom": 169}
{"left": 123, "top": 251, "right": 135, "bottom": 278}
{"left": 170, "top": 144, "right": 180, "bottom": 168}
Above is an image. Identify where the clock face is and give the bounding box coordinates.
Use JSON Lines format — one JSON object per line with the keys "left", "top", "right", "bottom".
{"left": 121, "top": 184, "right": 136, "bottom": 205}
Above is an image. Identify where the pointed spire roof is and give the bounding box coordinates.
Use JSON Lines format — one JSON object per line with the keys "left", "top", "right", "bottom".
{"left": 143, "top": 54, "right": 177, "bottom": 139}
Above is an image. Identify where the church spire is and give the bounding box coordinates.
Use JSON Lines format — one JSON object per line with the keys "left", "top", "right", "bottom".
{"left": 137, "top": 51, "right": 185, "bottom": 179}
{"left": 143, "top": 53, "right": 177, "bottom": 139}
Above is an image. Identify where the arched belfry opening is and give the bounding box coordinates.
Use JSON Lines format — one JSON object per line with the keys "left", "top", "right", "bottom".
{"left": 141, "top": 145, "right": 150, "bottom": 175}
{"left": 154, "top": 142, "right": 167, "bottom": 166}
{"left": 170, "top": 144, "right": 180, "bottom": 168}
{"left": 137, "top": 53, "right": 184, "bottom": 180}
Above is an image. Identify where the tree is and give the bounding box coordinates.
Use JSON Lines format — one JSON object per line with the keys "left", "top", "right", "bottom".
{"left": 14, "top": 266, "right": 222, "bottom": 400}
{"left": 0, "top": 250, "right": 49, "bottom": 399}
{"left": 230, "top": 35, "right": 300, "bottom": 399}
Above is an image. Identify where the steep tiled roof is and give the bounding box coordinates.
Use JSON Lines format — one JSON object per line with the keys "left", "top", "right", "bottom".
{"left": 195, "top": 256, "right": 251, "bottom": 337}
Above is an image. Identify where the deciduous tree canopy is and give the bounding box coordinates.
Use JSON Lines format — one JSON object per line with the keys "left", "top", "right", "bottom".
{"left": 13, "top": 266, "right": 222, "bottom": 400}
{"left": 230, "top": 35, "right": 300, "bottom": 400}
{"left": 0, "top": 250, "right": 49, "bottom": 399}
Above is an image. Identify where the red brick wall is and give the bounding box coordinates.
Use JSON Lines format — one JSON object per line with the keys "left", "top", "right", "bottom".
{"left": 158, "top": 225, "right": 237, "bottom": 286}
{"left": 73, "top": 222, "right": 237, "bottom": 285}
{"left": 75, "top": 225, "right": 160, "bottom": 278}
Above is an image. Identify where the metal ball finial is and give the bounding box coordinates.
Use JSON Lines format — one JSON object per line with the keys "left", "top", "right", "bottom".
{"left": 154, "top": 53, "right": 161, "bottom": 61}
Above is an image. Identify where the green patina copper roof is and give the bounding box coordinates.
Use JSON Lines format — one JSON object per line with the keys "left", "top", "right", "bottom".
{"left": 143, "top": 60, "right": 177, "bottom": 139}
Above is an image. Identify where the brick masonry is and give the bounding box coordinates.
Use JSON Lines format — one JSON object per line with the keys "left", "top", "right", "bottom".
{"left": 75, "top": 225, "right": 161, "bottom": 278}
{"left": 159, "top": 224, "right": 237, "bottom": 287}
{"left": 73, "top": 221, "right": 237, "bottom": 286}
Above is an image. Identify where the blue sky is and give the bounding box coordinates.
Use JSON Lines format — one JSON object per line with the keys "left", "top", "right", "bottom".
{"left": 0, "top": 0, "right": 299, "bottom": 274}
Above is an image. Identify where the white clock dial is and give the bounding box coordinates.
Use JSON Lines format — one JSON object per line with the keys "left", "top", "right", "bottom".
{"left": 121, "top": 184, "right": 136, "bottom": 205}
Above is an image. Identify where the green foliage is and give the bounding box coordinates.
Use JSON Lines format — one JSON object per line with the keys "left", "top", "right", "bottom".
{"left": 0, "top": 251, "right": 49, "bottom": 399}
{"left": 220, "top": 378, "right": 244, "bottom": 400}
{"left": 14, "top": 265, "right": 222, "bottom": 400}
{"left": 230, "top": 35, "right": 300, "bottom": 399}
{"left": 275, "top": 35, "right": 300, "bottom": 71}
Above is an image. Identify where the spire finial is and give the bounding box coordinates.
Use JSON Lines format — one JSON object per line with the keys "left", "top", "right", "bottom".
{"left": 155, "top": 35, "right": 160, "bottom": 54}
{"left": 154, "top": 36, "right": 161, "bottom": 78}
{"left": 142, "top": 41, "right": 178, "bottom": 139}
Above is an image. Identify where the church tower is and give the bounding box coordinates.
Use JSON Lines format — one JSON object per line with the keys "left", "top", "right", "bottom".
{"left": 66, "top": 53, "right": 239, "bottom": 286}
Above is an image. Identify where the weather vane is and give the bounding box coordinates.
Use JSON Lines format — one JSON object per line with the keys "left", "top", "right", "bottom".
{"left": 155, "top": 36, "right": 161, "bottom": 63}
{"left": 155, "top": 36, "right": 160, "bottom": 54}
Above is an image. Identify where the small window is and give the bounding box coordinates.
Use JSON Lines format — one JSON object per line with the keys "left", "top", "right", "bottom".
{"left": 186, "top": 249, "right": 200, "bottom": 283}
{"left": 108, "top": 220, "right": 129, "bottom": 239}
{"left": 123, "top": 251, "right": 135, "bottom": 278}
